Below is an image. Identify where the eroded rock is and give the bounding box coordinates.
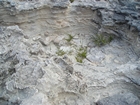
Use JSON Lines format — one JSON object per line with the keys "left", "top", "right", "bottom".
{"left": 0, "top": 0, "right": 140, "bottom": 105}
{"left": 97, "top": 93, "right": 140, "bottom": 105}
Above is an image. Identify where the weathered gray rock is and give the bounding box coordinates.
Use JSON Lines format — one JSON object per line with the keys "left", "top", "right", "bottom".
{"left": 113, "top": 13, "right": 126, "bottom": 23}
{"left": 97, "top": 93, "right": 140, "bottom": 105}
{"left": 0, "top": 0, "right": 140, "bottom": 105}
{"left": 116, "top": 64, "right": 140, "bottom": 86}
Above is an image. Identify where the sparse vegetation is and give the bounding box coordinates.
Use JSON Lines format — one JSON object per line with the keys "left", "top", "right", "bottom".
{"left": 92, "top": 34, "right": 113, "bottom": 47}
{"left": 56, "top": 49, "right": 66, "bottom": 56}
{"left": 108, "top": 35, "right": 114, "bottom": 42}
{"left": 75, "top": 47, "right": 87, "bottom": 63}
{"left": 70, "top": 0, "right": 74, "bottom": 3}
{"left": 68, "top": 50, "right": 73, "bottom": 55}
{"left": 65, "top": 34, "right": 74, "bottom": 42}
{"left": 75, "top": 57, "right": 83, "bottom": 63}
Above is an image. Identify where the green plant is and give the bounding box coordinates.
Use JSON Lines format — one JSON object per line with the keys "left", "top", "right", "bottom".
{"left": 65, "top": 34, "right": 74, "bottom": 42}
{"left": 108, "top": 35, "right": 114, "bottom": 42}
{"left": 92, "top": 34, "right": 113, "bottom": 47}
{"left": 75, "top": 57, "right": 83, "bottom": 63}
{"left": 56, "top": 49, "right": 66, "bottom": 56}
{"left": 70, "top": 0, "right": 74, "bottom": 3}
{"left": 75, "top": 47, "right": 87, "bottom": 63}
{"left": 77, "top": 49, "right": 87, "bottom": 58}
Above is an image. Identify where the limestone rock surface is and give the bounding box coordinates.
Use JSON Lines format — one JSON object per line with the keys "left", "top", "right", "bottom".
{"left": 0, "top": 0, "right": 140, "bottom": 105}
{"left": 97, "top": 93, "right": 140, "bottom": 105}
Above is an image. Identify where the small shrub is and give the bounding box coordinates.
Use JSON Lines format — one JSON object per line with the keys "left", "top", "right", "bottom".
{"left": 65, "top": 34, "right": 74, "bottom": 42}
{"left": 56, "top": 49, "right": 66, "bottom": 56}
{"left": 75, "top": 47, "right": 87, "bottom": 63}
{"left": 92, "top": 34, "right": 113, "bottom": 47}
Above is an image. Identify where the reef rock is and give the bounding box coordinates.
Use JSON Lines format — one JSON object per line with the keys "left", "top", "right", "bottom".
{"left": 0, "top": 0, "right": 140, "bottom": 105}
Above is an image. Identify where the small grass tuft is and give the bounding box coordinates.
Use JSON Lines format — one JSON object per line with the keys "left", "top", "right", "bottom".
{"left": 75, "top": 47, "right": 87, "bottom": 63}
{"left": 108, "top": 35, "right": 114, "bottom": 42}
{"left": 65, "top": 34, "right": 74, "bottom": 42}
{"left": 56, "top": 49, "right": 66, "bottom": 56}
{"left": 75, "top": 57, "right": 83, "bottom": 63}
{"left": 92, "top": 34, "right": 113, "bottom": 47}
{"left": 77, "top": 50, "right": 87, "bottom": 58}
{"left": 70, "top": 0, "right": 74, "bottom": 3}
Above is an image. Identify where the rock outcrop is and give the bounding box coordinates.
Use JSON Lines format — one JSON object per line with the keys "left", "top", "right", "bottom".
{"left": 97, "top": 93, "right": 140, "bottom": 105}
{"left": 0, "top": 0, "right": 140, "bottom": 105}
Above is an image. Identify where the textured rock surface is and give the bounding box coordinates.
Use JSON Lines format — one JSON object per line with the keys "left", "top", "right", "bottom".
{"left": 97, "top": 93, "right": 140, "bottom": 105}
{"left": 0, "top": 0, "right": 140, "bottom": 105}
